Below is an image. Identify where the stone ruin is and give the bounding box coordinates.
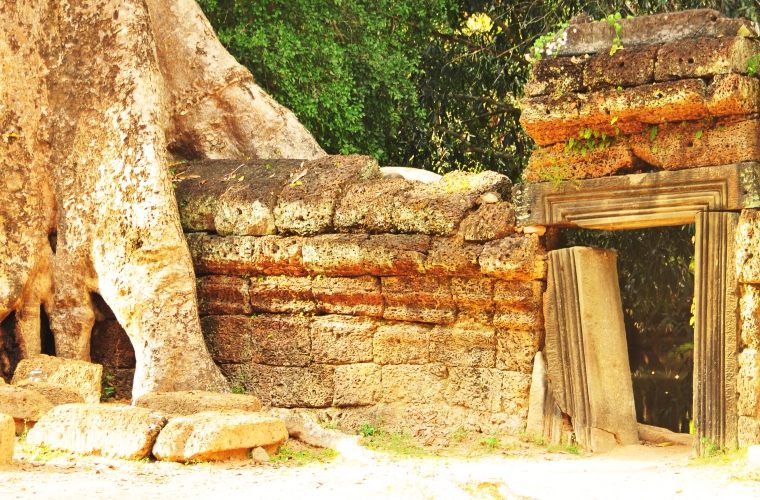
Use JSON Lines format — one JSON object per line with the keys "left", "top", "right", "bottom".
{"left": 5, "top": 7, "right": 760, "bottom": 462}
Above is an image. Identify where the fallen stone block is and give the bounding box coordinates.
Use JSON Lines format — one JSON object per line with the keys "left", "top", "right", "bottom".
{"left": 312, "top": 275, "right": 383, "bottom": 317}
{"left": 0, "top": 413, "right": 13, "bottom": 464}
{"left": 12, "top": 354, "right": 102, "bottom": 404}
{"left": 524, "top": 141, "right": 643, "bottom": 182}
{"left": 656, "top": 36, "right": 760, "bottom": 81}
{"left": 248, "top": 275, "right": 315, "bottom": 314}
{"left": 251, "top": 446, "right": 270, "bottom": 462}
{"left": 637, "top": 423, "right": 693, "bottom": 446}
{"left": 152, "top": 411, "right": 287, "bottom": 462}
{"left": 3, "top": 373, "right": 54, "bottom": 432}
{"left": 26, "top": 404, "right": 166, "bottom": 459}
{"left": 274, "top": 155, "right": 380, "bottom": 235}
{"left": 629, "top": 118, "right": 760, "bottom": 170}
{"left": 134, "top": 391, "right": 262, "bottom": 416}
{"left": 373, "top": 322, "right": 431, "bottom": 365}
{"left": 196, "top": 275, "right": 252, "bottom": 316}
{"left": 584, "top": 45, "right": 657, "bottom": 90}
{"left": 266, "top": 407, "right": 359, "bottom": 449}
{"left": 14, "top": 381, "right": 84, "bottom": 406}
{"left": 524, "top": 56, "right": 585, "bottom": 97}
{"left": 479, "top": 235, "right": 547, "bottom": 281}
{"left": 458, "top": 202, "right": 516, "bottom": 242}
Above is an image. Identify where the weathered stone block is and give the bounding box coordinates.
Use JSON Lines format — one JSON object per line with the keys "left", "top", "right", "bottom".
{"left": 739, "top": 416, "right": 760, "bottom": 447}
{"left": 153, "top": 411, "right": 288, "bottom": 461}
{"left": 392, "top": 171, "right": 512, "bottom": 236}
{"left": 254, "top": 236, "right": 307, "bottom": 276}
{"left": 630, "top": 118, "right": 760, "bottom": 171}
{"left": 26, "top": 404, "right": 166, "bottom": 459}
{"left": 429, "top": 322, "right": 496, "bottom": 367}
{"left": 244, "top": 364, "right": 335, "bottom": 408}
{"left": 500, "top": 371, "right": 532, "bottom": 416}
{"left": 248, "top": 275, "right": 315, "bottom": 313}
{"left": 656, "top": 36, "right": 760, "bottom": 81}
{"left": 705, "top": 73, "right": 760, "bottom": 118}
{"left": 451, "top": 277, "right": 495, "bottom": 324}
{"left": 737, "top": 209, "right": 760, "bottom": 284}
{"left": 12, "top": 354, "right": 102, "bottom": 404}
{"left": 496, "top": 329, "right": 543, "bottom": 373}
{"left": 250, "top": 314, "right": 311, "bottom": 367}
{"left": 382, "top": 276, "right": 457, "bottom": 324}
{"left": 91, "top": 319, "right": 136, "bottom": 369}
{"left": 334, "top": 177, "right": 415, "bottom": 233}
{"left": 524, "top": 142, "right": 643, "bottom": 183}
{"left": 274, "top": 155, "right": 380, "bottom": 235}
{"left": 135, "top": 390, "right": 262, "bottom": 416}
{"left": 444, "top": 367, "right": 503, "bottom": 412}
{"left": 196, "top": 275, "right": 252, "bottom": 316}
{"left": 202, "top": 315, "right": 254, "bottom": 364}
{"left": 302, "top": 233, "right": 368, "bottom": 276}
{"left": 479, "top": 235, "right": 547, "bottom": 281}
{"left": 14, "top": 381, "right": 84, "bottom": 406}
{"left": 381, "top": 364, "right": 447, "bottom": 404}
{"left": 424, "top": 237, "right": 483, "bottom": 276}
{"left": 739, "top": 349, "right": 760, "bottom": 418}
{"left": 333, "top": 363, "right": 381, "bottom": 407}
{"left": 524, "top": 56, "right": 585, "bottom": 97}
{"left": 584, "top": 45, "right": 657, "bottom": 90}
{"left": 0, "top": 413, "right": 12, "bottom": 464}
{"left": 312, "top": 275, "right": 383, "bottom": 317}
{"left": 311, "top": 315, "right": 376, "bottom": 364}
{"left": 458, "top": 202, "right": 516, "bottom": 242}
{"left": 494, "top": 280, "right": 544, "bottom": 311}
{"left": 360, "top": 234, "right": 428, "bottom": 276}
{"left": 493, "top": 307, "right": 544, "bottom": 331}
{"left": 740, "top": 284, "right": 760, "bottom": 350}
{"left": 186, "top": 233, "right": 259, "bottom": 276}
{"left": 373, "top": 322, "right": 431, "bottom": 365}
{"left": 0, "top": 385, "right": 53, "bottom": 433}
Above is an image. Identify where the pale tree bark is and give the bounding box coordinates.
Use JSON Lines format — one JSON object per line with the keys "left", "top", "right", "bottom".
{"left": 0, "top": 0, "right": 325, "bottom": 398}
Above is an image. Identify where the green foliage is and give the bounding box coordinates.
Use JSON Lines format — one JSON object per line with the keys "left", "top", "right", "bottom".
{"left": 101, "top": 373, "right": 115, "bottom": 401}
{"left": 359, "top": 422, "right": 378, "bottom": 436}
{"left": 271, "top": 445, "right": 338, "bottom": 465}
{"left": 748, "top": 53, "right": 760, "bottom": 77}
{"left": 701, "top": 438, "right": 727, "bottom": 458}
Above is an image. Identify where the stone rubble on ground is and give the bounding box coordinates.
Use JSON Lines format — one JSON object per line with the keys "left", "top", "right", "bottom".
{"left": 134, "top": 390, "right": 262, "bottom": 416}
{"left": 11, "top": 354, "right": 103, "bottom": 404}
{"left": 0, "top": 384, "right": 54, "bottom": 433}
{"left": 0, "top": 413, "right": 13, "bottom": 465}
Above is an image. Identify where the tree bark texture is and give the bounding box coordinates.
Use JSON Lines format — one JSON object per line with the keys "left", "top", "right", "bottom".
{"left": 0, "top": 0, "right": 325, "bottom": 398}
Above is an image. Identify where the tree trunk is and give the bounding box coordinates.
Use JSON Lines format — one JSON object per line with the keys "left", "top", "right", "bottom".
{"left": 0, "top": 0, "right": 325, "bottom": 398}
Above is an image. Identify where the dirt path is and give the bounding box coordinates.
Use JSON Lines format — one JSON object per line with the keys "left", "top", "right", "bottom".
{"left": 2, "top": 439, "right": 759, "bottom": 500}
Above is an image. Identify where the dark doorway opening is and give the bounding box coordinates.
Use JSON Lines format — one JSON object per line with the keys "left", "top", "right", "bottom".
{"left": 561, "top": 225, "right": 695, "bottom": 433}
{"left": 0, "top": 312, "right": 21, "bottom": 383}
{"left": 40, "top": 306, "right": 55, "bottom": 356}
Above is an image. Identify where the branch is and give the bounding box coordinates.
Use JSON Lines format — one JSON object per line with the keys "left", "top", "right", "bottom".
{"left": 451, "top": 94, "right": 520, "bottom": 113}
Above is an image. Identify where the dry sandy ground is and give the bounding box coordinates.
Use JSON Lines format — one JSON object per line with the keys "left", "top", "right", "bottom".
{"left": 1, "top": 438, "right": 759, "bottom": 500}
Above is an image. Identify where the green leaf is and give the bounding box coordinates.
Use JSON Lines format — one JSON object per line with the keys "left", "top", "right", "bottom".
{"left": 695, "top": 130, "right": 703, "bottom": 139}
{"left": 650, "top": 126, "right": 658, "bottom": 141}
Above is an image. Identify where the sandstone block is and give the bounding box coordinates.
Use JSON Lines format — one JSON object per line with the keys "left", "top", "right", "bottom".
{"left": 152, "top": 410, "right": 288, "bottom": 462}
{"left": 740, "top": 284, "right": 760, "bottom": 350}
{"left": 253, "top": 236, "right": 307, "bottom": 276}
{"left": 584, "top": 45, "right": 657, "bottom": 90}
{"left": 392, "top": 171, "right": 512, "bottom": 236}
{"left": 0, "top": 385, "right": 53, "bottom": 433}
{"left": 26, "top": 404, "right": 166, "bottom": 459}
{"left": 91, "top": 319, "right": 136, "bottom": 369}
{"left": 739, "top": 416, "right": 760, "bottom": 447}
{"left": 302, "top": 233, "right": 368, "bottom": 276}
{"left": 312, "top": 275, "right": 383, "bottom": 317}
{"left": 524, "top": 56, "right": 585, "bottom": 97}
{"left": 202, "top": 315, "right": 255, "bottom": 364}
{"left": 334, "top": 177, "right": 416, "bottom": 233}
{"left": 493, "top": 280, "right": 544, "bottom": 311}
{"left": 373, "top": 322, "right": 431, "bottom": 365}
{"left": 656, "top": 36, "right": 760, "bottom": 81}
{"left": 359, "top": 234, "right": 428, "bottom": 276}
{"left": 737, "top": 210, "right": 760, "bottom": 284}
{"left": 196, "top": 275, "right": 252, "bottom": 316}
{"left": 333, "top": 363, "right": 381, "bottom": 407}
{"left": 135, "top": 390, "right": 262, "bottom": 416}
{"left": 424, "top": 237, "right": 483, "bottom": 276}
{"left": 12, "top": 354, "right": 102, "bottom": 404}
{"left": 451, "top": 277, "right": 495, "bottom": 324}
{"left": 244, "top": 364, "right": 335, "bottom": 408}
{"left": 311, "top": 315, "right": 375, "bottom": 364}
{"left": 186, "top": 233, "right": 259, "bottom": 276}
{"left": 248, "top": 275, "right": 315, "bottom": 313}
{"left": 496, "top": 329, "right": 543, "bottom": 373}
{"left": 382, "top": 276, "right": 457, "bottom": 324}
{"left": 739, "top": 349, "right": 760, "bottom": 417}
{"left": 381, "top": 364, "right": 447, "bottom": 405}
{"left": 458, "top": 203, "right": 516, "bottom": 242}
{"left": 524, "top": 141, "right": 643, "bottom": 183}
{"left": 274, "top": 155, "right": 380, "bottom": 235}
{"left": 0, "top": 413, "right": 12, "bottom": 464}
{"left": 629, "top": 118, "right": 760, "bottom": 171}
{"left": 14, "top": 381, "right": 85, "bottom": 406}
{"left": 479, "top": 235, "right": 547, "bottom": 281}
{"left": 556, "top": 9, "right": 758, "bottom": 57}
{"left": 429, "top": 322, "right": 496, "bottom": 367}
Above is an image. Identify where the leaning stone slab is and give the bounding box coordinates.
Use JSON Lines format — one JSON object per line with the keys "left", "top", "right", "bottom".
{"left": 26, "top": 404, "right": 166, "bottom": 459}
{"left": 134, "top": 391, "right": 262, "bottom": 416}
{"left": 14, "top": 381, "right": 84, "bottom": 406}
{"left": 0, "top": 413, "right": 13, "bottom": 464}
{"left": 555, "top": 9, "right": 758, "bottom": 57}
{"left": 656, "top": 36, "right": 760, "bottom": 81}
{"left": 152, "top": 411, "right": 288, "bottom": 462}
{"left": 12, "top": 354, "right": 102, "bottom": 404}
{"left": 0, "top": 385, "right": 52, "bottom": 433}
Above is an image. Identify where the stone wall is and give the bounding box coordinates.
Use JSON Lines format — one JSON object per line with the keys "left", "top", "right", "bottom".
{"left": 92, "top": 155, "right": 547, "bottom": 442}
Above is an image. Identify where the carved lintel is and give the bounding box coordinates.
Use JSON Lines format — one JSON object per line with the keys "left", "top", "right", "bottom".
{"left": 514, "top": 163, "right": 760, "bottom": 230}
